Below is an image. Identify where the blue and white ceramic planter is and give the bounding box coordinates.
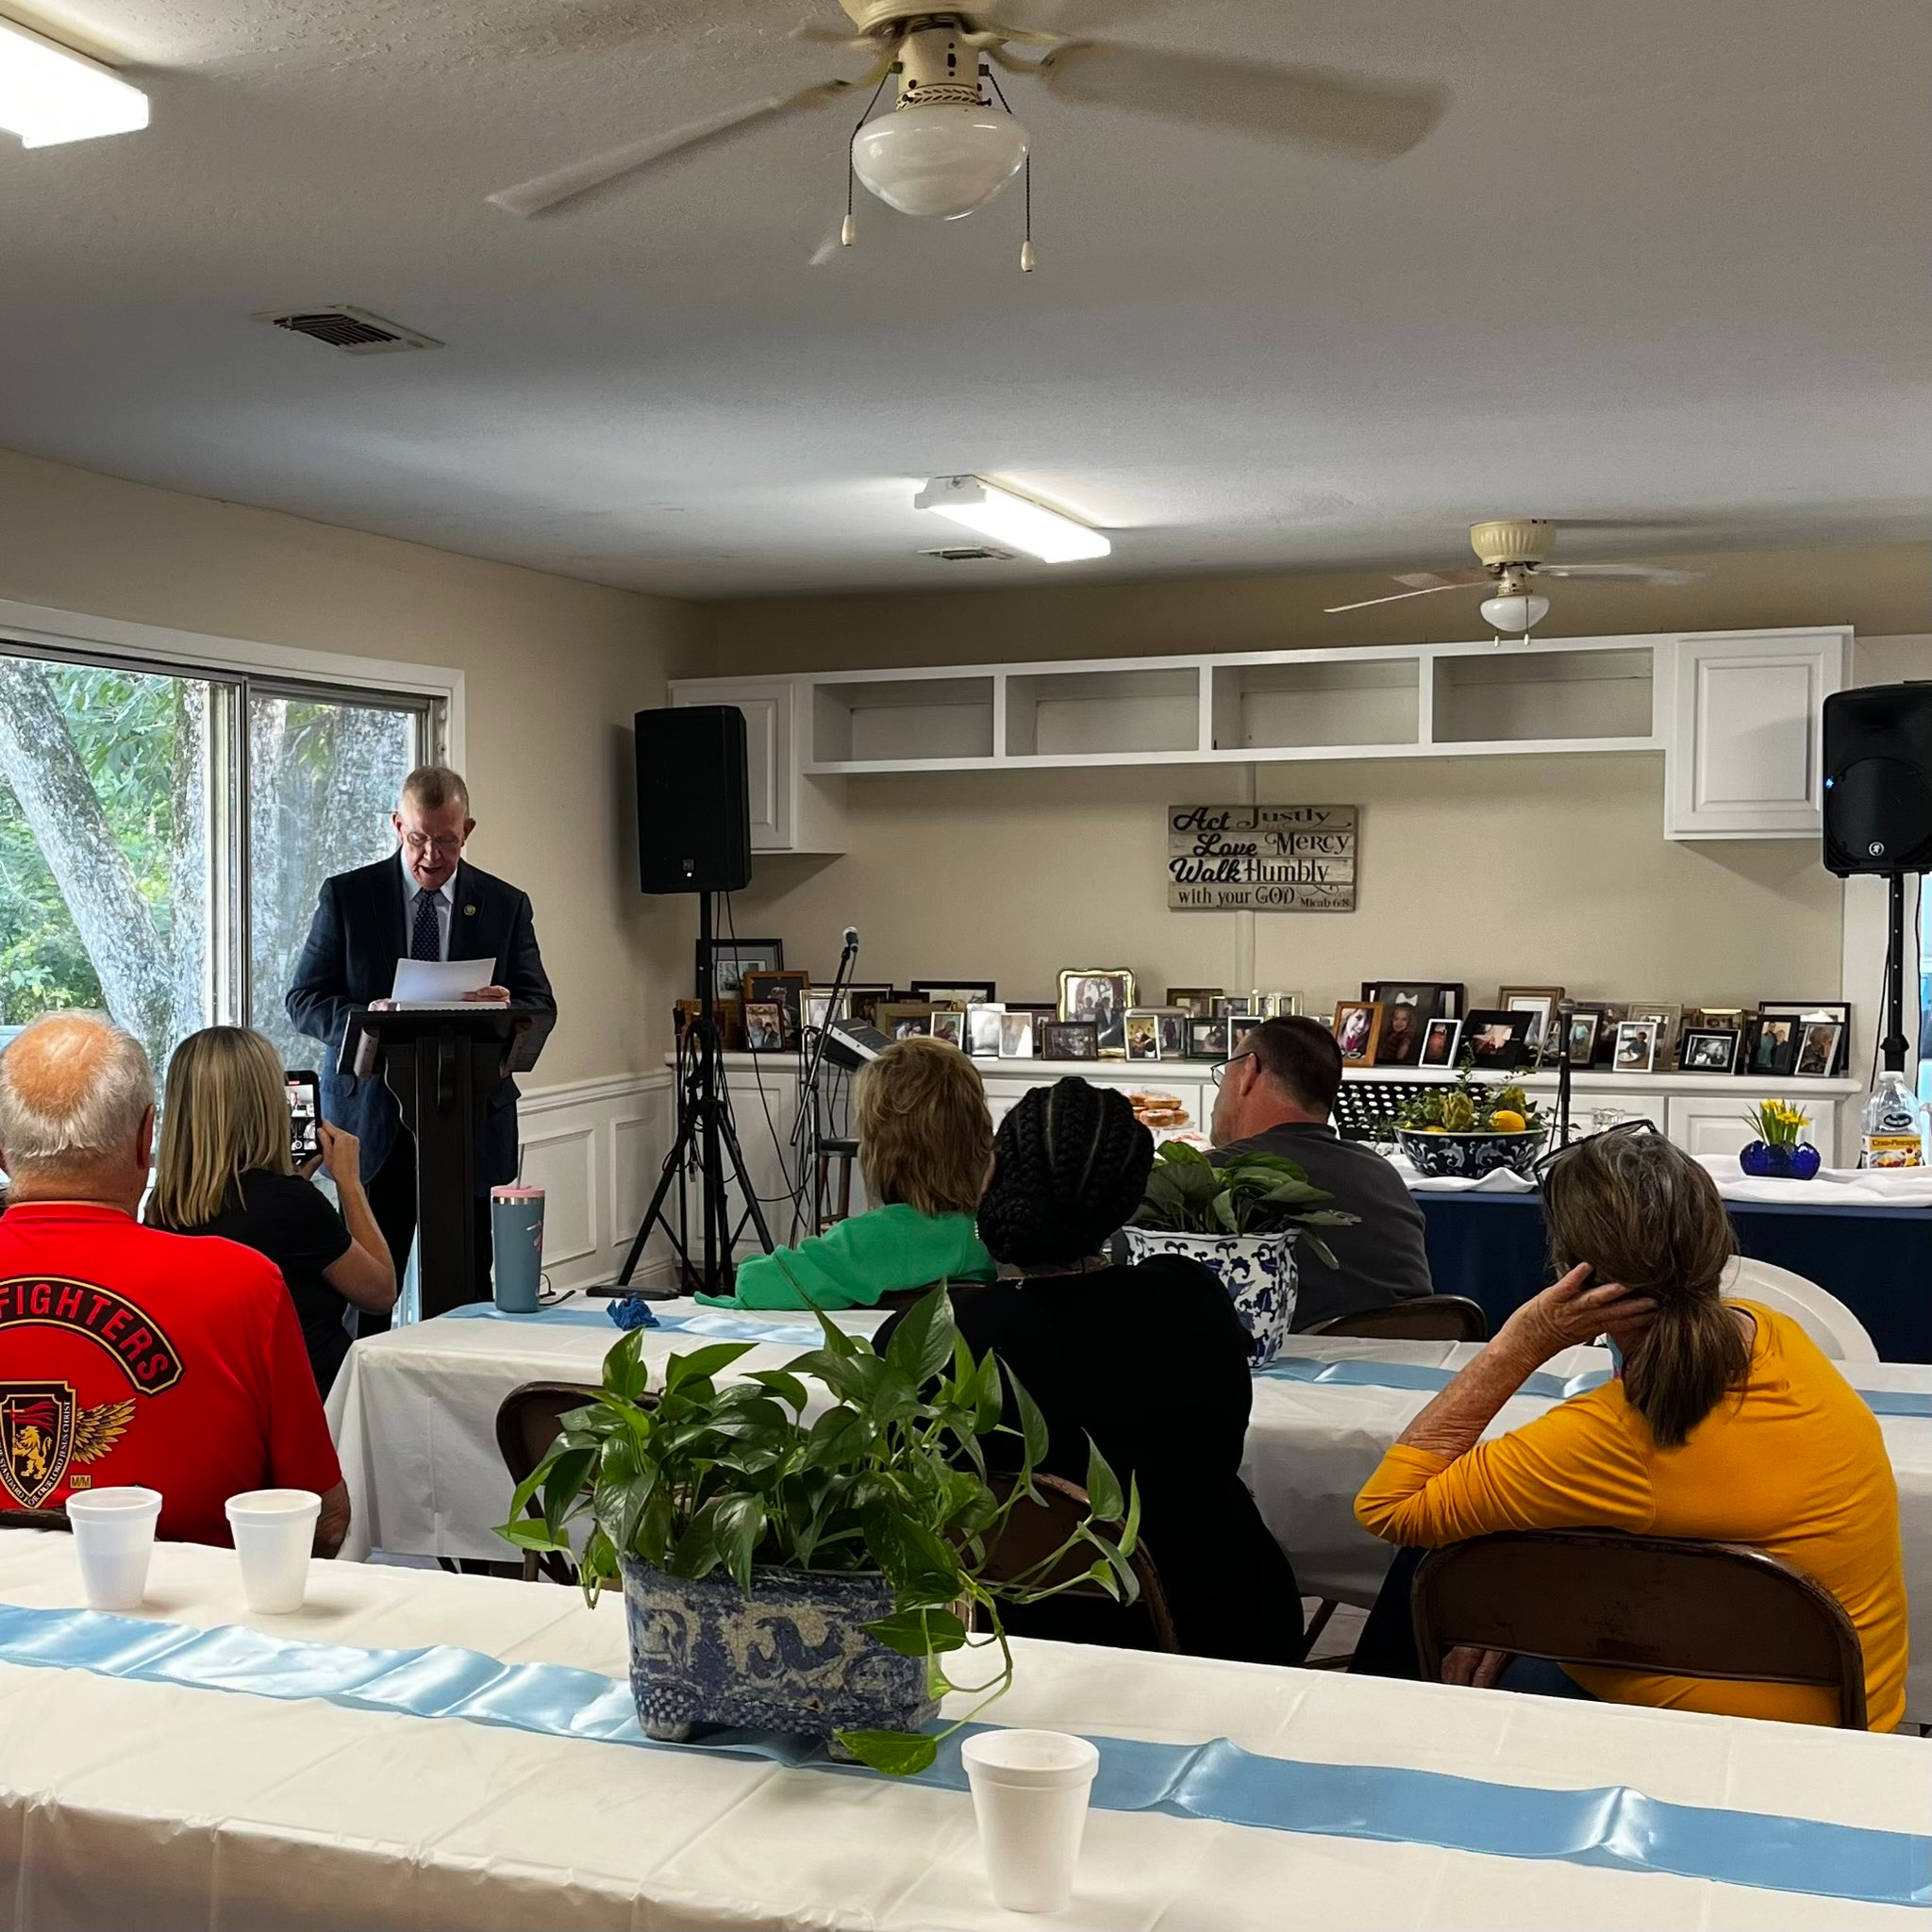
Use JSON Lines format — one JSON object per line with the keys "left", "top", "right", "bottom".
{"left": 620, "top": 1557, "right": 938, "bottom": 1743}
{"left": 1122, "top": 1226, "right": 1298, "bottom": 1368}
{"left": 1394, "top": 1126, "right": 1546, "bottom": 1180}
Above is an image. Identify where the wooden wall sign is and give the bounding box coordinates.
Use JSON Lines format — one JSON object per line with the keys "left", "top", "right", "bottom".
{"left": 1168, "top": 804, "right": 1357, "bottom": 912}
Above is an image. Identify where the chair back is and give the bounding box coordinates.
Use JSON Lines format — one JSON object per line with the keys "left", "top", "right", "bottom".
{"left": 1310, "top": 1295, "right": 1489, "bottom": 1342}
{"left": 1412, "top": 1529, "right": 1868, "bottom": 1728}
{"left": 977, "top": 1473, "right": 1177, "bottom": 1652}
{"left": 494, "top": 1380, "right": 604, "bottom": 1583}
{"left": 0, "top": 1507, "right": 71, "bottom": 1532}
{"left": 1722, "top": 1256, "right": 1877, "bottom": 1364}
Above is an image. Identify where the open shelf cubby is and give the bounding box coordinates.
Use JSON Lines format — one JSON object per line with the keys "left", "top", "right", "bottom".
{"left": 1005, "top": 666, "right": 1202, "bottom": 758}
{"left": 811, "top": 675, "right": 995, "bottom": 765}
{"left": 1431, "top": 646, "right": 1655, "bottom": 745}
{"left": 1212, "top": 657, "right": 1421, "bottom": 752}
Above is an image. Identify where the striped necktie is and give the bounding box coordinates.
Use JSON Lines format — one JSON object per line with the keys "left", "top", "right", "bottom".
{"left": 409, "top": 888, "right": 441, "bottom": 961}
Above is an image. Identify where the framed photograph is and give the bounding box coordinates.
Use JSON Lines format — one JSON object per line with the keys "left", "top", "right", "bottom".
{"left": 1166, "top": 987, "right": 1222, "bottom": 1018}
{"left": 744, "top": 970, "right": 809, "bottom": 1038}
{"left": 911, "top": 980, "right": 996, "bottom": 1007}
{"left": 1747, "top": 1014, "right": 1799, "bottom": 1077}
{"left": 1058, "top": 969, "right": 1135, "bottom": 1056}
{"left": 1420, "top": 1017, "right": 1462, "bottom": 1069}
{"left": 1462, "top": 1008, "right": 1534, "bottom": 1072}
{"left": 839, "top": 985, "right": 893, "bottom": 1026}
{"left": 1332, "top": 1000, "right": 1384, "bottom": 1065}
{"left": 1228, "top": 1014, "right": 1264, "bottom": 1055}
{"left": 928, "top": 1008, "right": 967, "bottom": 1049}
{"left": 1211, "top": 994, "right": 1253, "bottom": 1019}
{"left": 1040, "top": 1019, "right": 1099, "bottom": 1060}
{"left": 1613, "top": 1019, "right": 1659, "bottom": 1074}
{"left": 999, "top": 1008, "right": 1037, "bottom": 1058}
{"left": 1562, "top": 1008, "right": 1602, "bottom": 1068}
{"left": 876, "top": 1001, "right": 935, "bottom": 1041}
{"left": 1124, "top": 1011, "right": 1162, "bottom": 1061}
{"left": 1624, "top": 1003, "right": 1684, "bottom": 1070}
{"left": 1190, "top": 1016, "right": 1231, "bottom": 1059}
{"left": 1679, "top": 1026, "right": 1740, "bottom": 1074}
{"left": 1498, "top": 986, "right": 1565, "bottom": 1065}
{"left": 1688, "top": 1006, "right": 1746, "bottom": 1034}
{"left": 1759, "top": 1001, "right": 1852, "bottom": 1076}
{"left": 1154, "top": 1008, "right": 1190, "bottom": 1058}
{"left": 1368, "top": 981, "right": 1462, "bottom": 1021}
{"left": 705, "top": 938, "right": 783, "bottom": 999}
{"left": 964, "top": 1002, "right": 1007, "bottom": 1057}
{"left": 1372, "top": 986, "right": 1438, "bottom": 1067}
{"left": 1794, "top": 1019, "right": 1845, "bottom": 1080}
{"left": 743, "top": 1001, "right": 786, "bottom": 1054}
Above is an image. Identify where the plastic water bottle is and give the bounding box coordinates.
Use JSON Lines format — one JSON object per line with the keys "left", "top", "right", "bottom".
{"left": 1859, "top": 1072, "right": 1927, "bottom": 1168}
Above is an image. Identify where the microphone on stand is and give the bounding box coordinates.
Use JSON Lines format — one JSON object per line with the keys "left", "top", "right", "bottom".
{"left": 842, "top": 925, "right": 859, "bottom": 955}
{"left": 1555, "top": 998, "right": 1575, "bottom": 1152}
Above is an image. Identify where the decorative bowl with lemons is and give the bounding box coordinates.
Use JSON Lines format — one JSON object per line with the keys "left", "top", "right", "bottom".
{"left": 1392, "top": 1067, "right": 1549, "bottom": 1180}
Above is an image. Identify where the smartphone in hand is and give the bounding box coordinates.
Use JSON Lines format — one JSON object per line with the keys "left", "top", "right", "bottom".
{"left": 285, "top": 1069, "right": 322, "bottom": 1164}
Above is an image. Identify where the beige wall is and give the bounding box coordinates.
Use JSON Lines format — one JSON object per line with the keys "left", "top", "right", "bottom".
{"left": 713, "top": 546, "right": 1932, "bottom": 1021}
{"left": 0, "top": 447, "right": 704, "bottom": 1084}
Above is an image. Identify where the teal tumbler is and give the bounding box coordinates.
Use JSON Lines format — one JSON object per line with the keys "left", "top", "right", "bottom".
{"left": 490, "top": 1185, "right": 545, "bottom": 1313}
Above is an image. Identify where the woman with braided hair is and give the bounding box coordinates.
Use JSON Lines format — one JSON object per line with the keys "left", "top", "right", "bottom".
{"left": 923, "top": 1076, "right": 1306, "bottom": 1666}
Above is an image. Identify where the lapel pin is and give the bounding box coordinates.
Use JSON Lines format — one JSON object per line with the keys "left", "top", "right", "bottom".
{"left": 463, "top": 904, "right": 476, "bottom": 917}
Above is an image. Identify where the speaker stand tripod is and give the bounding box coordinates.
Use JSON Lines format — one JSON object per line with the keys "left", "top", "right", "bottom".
{"left": 600, "top": 891, "right": 774, "bottom": 1296}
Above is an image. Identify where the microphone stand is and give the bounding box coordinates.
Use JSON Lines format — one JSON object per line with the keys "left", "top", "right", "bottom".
{"left": 790, "top": 928, "right": 860, "bottom": 1241}
{"left": 1555, "top": 998, "right": 1575, "bottom": 1151}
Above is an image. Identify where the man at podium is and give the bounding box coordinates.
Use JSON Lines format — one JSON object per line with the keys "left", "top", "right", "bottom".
{"left": 287, "top": 765, "right": 555, "bottom": 1325}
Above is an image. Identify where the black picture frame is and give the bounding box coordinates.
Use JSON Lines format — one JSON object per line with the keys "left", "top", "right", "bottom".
{"left": 1757, "top": 1000, "right": 1852, "bottom": 1076}
{"left": 1746, "top": 1014, "right": 1800, "bottom": 1078}
{"left": 1040, "top": 1019, "right": 1100, "bottom": 1060}
{"left": 1190, "top": 1016, "right": 1231, "bottom": 1059}
{"left": 703, "top": 937, "right": 783, "bottom": 998}
{"left": 1460, "top": 1008, "right": 1533, "bottom": 1071}
{"left": 911, "top": 979, "right": 997, "bottom": 1005}
{"left": 1677, "top": 1026, "right": 1740, "bottom": 1075}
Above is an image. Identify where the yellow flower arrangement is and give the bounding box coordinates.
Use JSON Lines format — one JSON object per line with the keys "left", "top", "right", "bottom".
{"left": 1743, "top": 1099, "right": 1810, "bottom": 1148}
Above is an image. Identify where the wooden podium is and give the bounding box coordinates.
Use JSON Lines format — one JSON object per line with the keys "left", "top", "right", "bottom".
{"left": 338, "top": 1004, "right": 556, "bottom": 1321}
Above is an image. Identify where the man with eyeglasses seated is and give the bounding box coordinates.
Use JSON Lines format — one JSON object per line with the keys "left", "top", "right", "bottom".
{"left": 287, "top": 765, "right": 554, "bottom": 1324}
{"left": 1208, "top": 1016, "right": 1432, "bottom": 1329}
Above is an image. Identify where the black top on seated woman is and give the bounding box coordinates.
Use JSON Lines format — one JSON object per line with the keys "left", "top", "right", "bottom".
{"left": 884, "top": 1076, "right": 1304, "bottom": 1667}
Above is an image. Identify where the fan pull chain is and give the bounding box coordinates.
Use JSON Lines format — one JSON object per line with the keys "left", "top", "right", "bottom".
{"left": 984, "top": 63, "right": 1034, "bottom": 273}
{"left": 841, "top": 65, "right": 895, "bottom": 250}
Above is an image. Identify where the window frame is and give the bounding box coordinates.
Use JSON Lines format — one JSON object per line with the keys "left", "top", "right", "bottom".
{"left": 0, "top": 597, "right": 458, "bottom": 1041}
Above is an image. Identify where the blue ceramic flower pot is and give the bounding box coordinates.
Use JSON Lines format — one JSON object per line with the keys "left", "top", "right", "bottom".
{"left": 1739, "top": 1140, "right": 1821, "bottom": 1180}
{"left": 620, "top": 1557, "right": 938, "bottom": 1743}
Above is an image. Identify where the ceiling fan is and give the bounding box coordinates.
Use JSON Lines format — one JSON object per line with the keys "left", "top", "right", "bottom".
{"left": 1325, "top": 520, "right": 1701, "bottom": 635}
{"left": 486, "top": 2, "right": 1449, "bottom": 253}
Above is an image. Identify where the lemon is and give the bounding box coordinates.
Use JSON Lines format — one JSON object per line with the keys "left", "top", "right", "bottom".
{"left": 1490, "top": 1108, "right": 1527, "bottom": 1134}
{"left": 1424, "top": 1124, "right": 1447, "bottom": 1134}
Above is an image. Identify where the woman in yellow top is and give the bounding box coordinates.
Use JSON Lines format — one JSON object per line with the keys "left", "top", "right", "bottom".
{"left": 1354, "top": 1126, "right": 1907, "bottom": 1729}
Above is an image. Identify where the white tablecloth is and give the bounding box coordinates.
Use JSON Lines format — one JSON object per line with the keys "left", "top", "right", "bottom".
{"left": 1391, "top": 1149, "right": 1932, "bottom": 1205}
{"left": 0, "top": 1529, "right": 1924, "bottom": 1929}
{"left": 325, "top": 1304, "right": 1932, "bottom": 1725}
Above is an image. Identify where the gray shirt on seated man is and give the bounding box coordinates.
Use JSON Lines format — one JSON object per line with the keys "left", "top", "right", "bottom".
{"left": 1208, "top": 1015, "right": 1432, "bottom": 1330}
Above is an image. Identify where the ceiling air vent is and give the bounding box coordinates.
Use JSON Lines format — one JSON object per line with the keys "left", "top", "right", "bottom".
{"left": 253, "top": 305, "right": 444, "bottom": 355}
{"left": 921, "top": 545, "right": 1014, "bottom": 562}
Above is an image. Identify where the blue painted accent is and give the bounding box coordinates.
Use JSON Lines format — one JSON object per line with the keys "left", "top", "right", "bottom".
{"left": 0, "top": 1602, "right": 1922, "bottom": 1908}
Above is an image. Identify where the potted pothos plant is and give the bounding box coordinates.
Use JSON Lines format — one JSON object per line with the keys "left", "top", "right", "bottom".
{"left": 497, "top": 1288, "right": 1139, "bottom": 1776}
{"left": 1124, "top": 1141, "right": 1357, "bottom": 1365}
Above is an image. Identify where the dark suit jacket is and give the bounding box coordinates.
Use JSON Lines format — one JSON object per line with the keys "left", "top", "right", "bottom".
{"left": 284, "top": 853, "right": 556, "bottom": 1190}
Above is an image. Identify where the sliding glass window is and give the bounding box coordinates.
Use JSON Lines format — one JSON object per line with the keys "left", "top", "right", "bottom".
{"left": 0, "top": 641, "right": 437, "bottom": 1078}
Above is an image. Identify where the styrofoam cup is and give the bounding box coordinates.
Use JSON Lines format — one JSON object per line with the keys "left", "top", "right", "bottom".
{"left": 225, "top": 1489, "right": 321, "bottom": 1613}
{"left": 960, "top": 1728, "right": 1099, "bottom": 1914}
{"left": 65, "top": 1486, "right": 163, "bottom": 1610}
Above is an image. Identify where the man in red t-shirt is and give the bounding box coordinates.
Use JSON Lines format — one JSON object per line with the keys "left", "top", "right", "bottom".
{"left": 0, "top": 1013, "right": 347, "bottom": 1552}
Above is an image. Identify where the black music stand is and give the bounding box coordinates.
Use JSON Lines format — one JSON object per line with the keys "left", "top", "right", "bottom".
{"left": 339, "top": 1004, "right": 556, "bottom": 1321}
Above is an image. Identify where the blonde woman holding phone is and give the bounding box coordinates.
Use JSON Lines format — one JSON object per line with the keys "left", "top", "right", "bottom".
{"left": 149, "top": 1027, "right": 395, "bottom": 1395}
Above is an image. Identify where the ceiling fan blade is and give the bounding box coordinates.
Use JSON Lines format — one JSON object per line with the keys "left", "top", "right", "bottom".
{"left": 984, "top": 0, "right": 1178, "bottom": 34}
{"left": 1035, "top": 42, "right": 1448, "bottom": 159}
{"left": 1536, "top": 563, "right": 1701, "bottom": 583}
{"left": 1324, "top": 582, "right": 1475, "bottom": 614}
{"left": 1394, "top": 569, "right": 1487, "bottom": 590}
{"left": 488, "top": 73, "right": 868, "bottom": 218}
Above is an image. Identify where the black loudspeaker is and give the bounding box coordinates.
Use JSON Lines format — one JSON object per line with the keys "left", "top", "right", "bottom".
{"left": 1823, "top": 684, "right": 1932, "bottom": 876}
{"left": 635, "top": 705, "right": 752, "bottom": 894}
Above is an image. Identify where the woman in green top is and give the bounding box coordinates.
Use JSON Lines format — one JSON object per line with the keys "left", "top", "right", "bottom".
{"left": 696, "top": 1035, "right": 996, "bottom": 1311}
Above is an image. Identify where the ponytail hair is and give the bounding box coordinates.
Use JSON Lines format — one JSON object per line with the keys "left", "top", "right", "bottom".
{"left": 1541, "top": 1131, "right": 1748, "bottom": 1448}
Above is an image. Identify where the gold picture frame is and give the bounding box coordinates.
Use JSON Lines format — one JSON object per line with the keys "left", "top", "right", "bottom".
{"left": 1058, "top": 968, "right": 1136, "bottom": 1057}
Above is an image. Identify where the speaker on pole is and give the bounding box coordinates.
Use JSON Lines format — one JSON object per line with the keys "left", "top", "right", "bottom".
{"left": 635, "top": 705, "right": 752, "bottom": 895}
{"left": 1823, "top": 684, "right": 1932, "bottom": 878}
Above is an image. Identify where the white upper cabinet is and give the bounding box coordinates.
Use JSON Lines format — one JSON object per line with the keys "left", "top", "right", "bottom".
{"left": 1663, "top": 629, "right": 1849, "bottom": 840}
{"left": 668, "top": 676, "right": 843, "bottom": 854}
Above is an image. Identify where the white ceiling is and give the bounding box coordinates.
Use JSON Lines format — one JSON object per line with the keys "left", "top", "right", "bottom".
{"left": 3, "top": 0, "right": 1929, "bottom": 597}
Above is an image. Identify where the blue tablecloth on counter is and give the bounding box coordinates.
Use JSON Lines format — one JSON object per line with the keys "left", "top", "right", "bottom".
{"left": 1418, "top": 1191, "right": 1932, "bottom": 1363}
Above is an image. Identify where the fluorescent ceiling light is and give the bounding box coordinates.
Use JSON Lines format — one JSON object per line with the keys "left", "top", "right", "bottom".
{"left": 914, "top": 475, "right": 1110, "bottom": 564}
{"left": 0, "top": 16, "right": 148, "bottom": 149}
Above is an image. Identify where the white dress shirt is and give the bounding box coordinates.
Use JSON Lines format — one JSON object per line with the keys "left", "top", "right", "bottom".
{"left": 403, "top": 874, "right": 455, "bottom": 963}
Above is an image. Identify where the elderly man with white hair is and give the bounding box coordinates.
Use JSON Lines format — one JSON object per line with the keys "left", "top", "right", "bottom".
{"left": 0, "top": 1012, "right": 347, "bottom": 1552}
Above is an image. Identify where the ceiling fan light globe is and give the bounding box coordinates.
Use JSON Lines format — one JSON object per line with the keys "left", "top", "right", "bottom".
{"left": 1478, "top": 591, "right": 1551, "bottom": 635}
{"left": 851, "top": 104, "right": 1027, "bottom": 219}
